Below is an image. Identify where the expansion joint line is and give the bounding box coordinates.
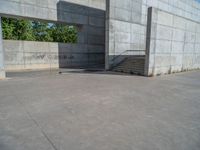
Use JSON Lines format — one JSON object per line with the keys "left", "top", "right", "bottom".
{"left": 16, "top": 99, "right": 59, "bottom": 150}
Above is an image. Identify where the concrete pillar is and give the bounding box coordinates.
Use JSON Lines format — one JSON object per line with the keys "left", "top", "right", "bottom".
{"left": 0, "top": 17, "right": 5, "bottom": 79}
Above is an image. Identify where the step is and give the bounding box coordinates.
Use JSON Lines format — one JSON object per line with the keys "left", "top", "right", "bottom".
{"left": 112, "top": 56, "right": 145, "bottom": 75}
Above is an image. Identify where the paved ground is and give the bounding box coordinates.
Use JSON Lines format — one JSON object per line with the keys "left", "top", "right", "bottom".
{"left": 0, "top": 70, "right": 200, "bottom": 150}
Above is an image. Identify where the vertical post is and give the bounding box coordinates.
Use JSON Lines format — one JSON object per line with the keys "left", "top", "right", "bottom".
{"left": 0, "top": 17, "right": 5, "bottom": 79}
{"left": 105, "top": 0, "right": 110, "bottom": 70}
{"left": 144, "top": 7, "right": 153, "bottom": 77}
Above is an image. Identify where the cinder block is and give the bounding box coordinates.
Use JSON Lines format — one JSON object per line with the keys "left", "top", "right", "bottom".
{"left": 114, "top": 43, "right": 131, "bottom": 54}
{"left": 113, "top": 7, "right": 132, "bottom": 22}
{"left": 131, "top": 33, "right": 141, "bottom": 44}
{"left": 131, "top": 11, "right": 142, "bottom": 23}
{"left": 170, "top": 65, "right": 182, "bottom": 73}
{"left": 112, "top": 0, "right": 132, "bottom": 10}
{"left": 171, "top": 42, "right": 184, "bottom": 54}
{"left": 170, "top": 54, "right": 183, "bottom": 66}
{"left": 157, "top": 11, "right": 173, "bottom": 27}
{"left": 182, "top": 54, "right": 194, "bottom": 69}
{"left": 173, "top": 16, "right": 186, "bottom": 30}
{"left": 115, "top": 32, "right": 131, "bottom": 43}
{"left": 154, "top": 54, "right": 171, "bottom": 67}
{"left": 195, "top": 44, "right": 200, "bottom": 53}
{"left": 195, "top": 33, "right": 200, "bottom": 43}
{"left": 109, "top": 20, "right": 131, "bottom": 33}
{"left": 185, "top": 32, "right": 196, "bottom": 43}
{"left": 0, "top": 0, "right": 21, "bottom": 17}
{"left": 154, "top": 66, "right": 171, "bottom": 75}
{"left": 4, "top": 51, "right": 24, "bottom": 65}
{"left": 184, "top": 43, "right": 195, "bottom": 53}
{"left": 155, "top": 40, "right": 171, "bottom": 54}
{"left": 156, "top": 24, "right": 173, "bottom": 40}
{"left": 89, "top": 17, "right": 105, "bottom": 27}
{"left": 172, "top": 29, "right": 185, "bottom": 42}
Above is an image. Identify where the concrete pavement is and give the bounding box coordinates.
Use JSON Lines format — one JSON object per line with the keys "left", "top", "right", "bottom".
{"left": 0, "top": 70, "right": 200, "bottom": 150}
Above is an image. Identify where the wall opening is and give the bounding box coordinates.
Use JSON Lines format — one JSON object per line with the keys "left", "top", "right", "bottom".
{"left": 0, "top": 1, "right": 106, "bottom": 76}
{"left": 2, "top": 17, "right": 78, "bottom": 43}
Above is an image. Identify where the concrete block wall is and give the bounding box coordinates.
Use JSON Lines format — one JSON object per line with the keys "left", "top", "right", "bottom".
{"left": 106, "top": 0, "right": 146, "bottom": 69}
{"left": 145, "top": 7, "right": 200, "bottom": 76}
{"left": 106, "top": 0, "right": 200, "bottom": 70}
{"left": 3, "top": 40, "right": 105, "bottom": 71}
{"left": 57, "top": 1, "right": 106, "bottom": 68}
{"left": 0, "top": 0, "right": 106, "bottom": 74}
{"left": 3, "top": 40, "right": 57, "bottom": 71}
{"left": 1, "top": 0, "right": 200, "bottom": 76}
{"left": 0, "top": 0, "right": 105, "bottom": 22}
{"left": 142, "top": 0, "right": 200, "bottom": 23}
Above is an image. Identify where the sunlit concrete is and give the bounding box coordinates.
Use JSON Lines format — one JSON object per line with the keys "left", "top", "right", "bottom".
{"left": 0, "top": 70, "right": 200, "bottom": 150}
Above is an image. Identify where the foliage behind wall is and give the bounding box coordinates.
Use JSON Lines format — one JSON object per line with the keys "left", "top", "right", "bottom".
{"left": 2, "top": 17, "right": 78, "bottom": 43}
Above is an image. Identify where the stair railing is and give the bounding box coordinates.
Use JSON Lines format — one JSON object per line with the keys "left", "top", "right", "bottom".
{"left": 111, "top": 50, "right": 146, "bottom": 68}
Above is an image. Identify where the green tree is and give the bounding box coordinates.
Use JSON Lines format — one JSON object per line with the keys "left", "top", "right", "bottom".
{"left": 2, "top": 17, "right": 78, "bottom": 43}
{"left": 14, "top": 19, "right": 35, "bottom": 41}
{"left": 2, "top": 18, "right": 16, "bottom": 40}
{"left": 51, "top": 24, "right": 77, "bottom": 43}
{"left": 32, "top": 21, "right": 53, "bottom": 42}
{"left": 2, "top": 18, "right": 35, "bottom": 41}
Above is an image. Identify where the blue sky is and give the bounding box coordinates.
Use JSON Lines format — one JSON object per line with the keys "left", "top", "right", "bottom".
{"left": 196, "top": 0, "right": 200, "bottom": 2}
